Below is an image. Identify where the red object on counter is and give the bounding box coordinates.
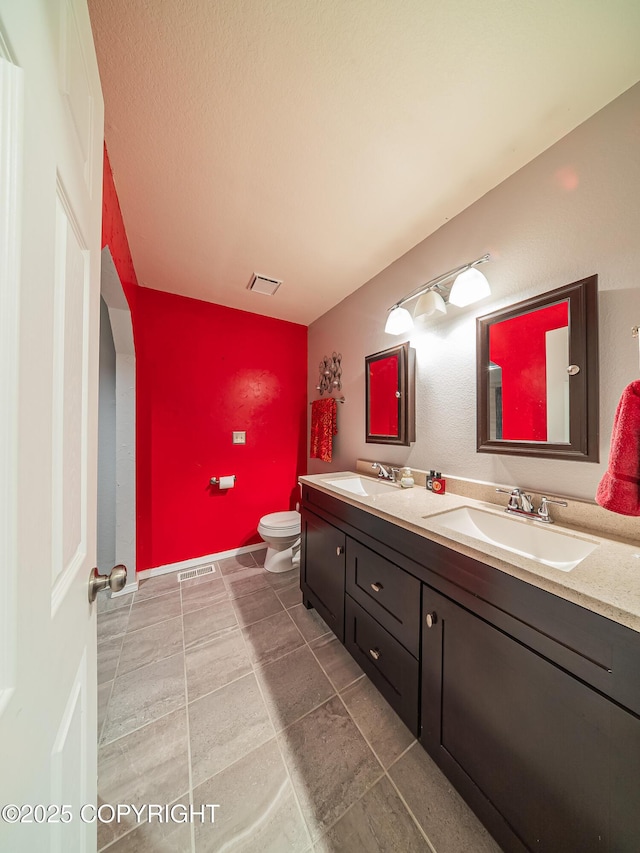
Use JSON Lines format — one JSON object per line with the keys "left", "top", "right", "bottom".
{"left": 432, "top": 477, "right": 446, "bottom": 494}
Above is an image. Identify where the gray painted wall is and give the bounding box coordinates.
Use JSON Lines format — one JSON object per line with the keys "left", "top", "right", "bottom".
{"left": 308, "top": 83, "right": 640, "bottom": 501}
{"left": 97, "top": 296, "right": 116, "bottom": 570}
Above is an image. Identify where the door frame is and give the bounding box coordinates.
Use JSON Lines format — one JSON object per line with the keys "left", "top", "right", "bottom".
{"left": 100, "top": 246, "right": 137, "bottom": 594}
{"left": 0, "top": 26, "right": 22, "bottom": 715}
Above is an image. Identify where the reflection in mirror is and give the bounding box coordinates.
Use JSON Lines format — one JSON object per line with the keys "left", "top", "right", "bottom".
{"left": 477, "top": 275, "right": 599, "bottom": 461}
{"left": 365, "top": 342, "right": 415, "bottom": 446}
{"left": 369, "top": 353, "right": 400, "bottom": 436}
{"left": 488, "top": 300, "right": 569, "bottom": 442}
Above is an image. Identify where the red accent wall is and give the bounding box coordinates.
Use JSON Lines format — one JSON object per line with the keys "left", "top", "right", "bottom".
{"left": 101, "top": 146, "right": 308, "bottom": 570}
{"left": 101, "top": 147, "right": 138, "bottom": 297}
{"left": 134, "top": 289, "right": 307, "bottom": 569}
{"left": 489, "top": 302, "right": 568, "bottom": 440}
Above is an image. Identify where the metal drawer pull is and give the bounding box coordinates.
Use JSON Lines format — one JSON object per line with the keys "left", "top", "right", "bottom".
{"left": 425, "top": 612, "right": 437, "bottom": 628}
{"left": 336, "top": 546, "right": 344, "bottom": 556}
{"left": 369, "top": 648, "right": 381, "bottom": 660}
{"left": 370, "top": 582, "right": 383, "bottom": 593}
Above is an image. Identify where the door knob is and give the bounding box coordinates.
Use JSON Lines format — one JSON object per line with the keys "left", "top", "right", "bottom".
{"left": 336, "top": 546, "right": 344, "bottom": 556}
{"left": 425, "top": 611, "right": 437, "bottom": 628}
{"left": 88, "top": 564, "right": 127, "bottom": 604}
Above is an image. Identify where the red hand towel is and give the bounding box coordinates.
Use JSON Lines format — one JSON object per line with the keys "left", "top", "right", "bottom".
{"left": 595, "top": 380, "right": 640, "bottom": 516}
{"left": 310, "top": 398, "right": 338, "bottom": 463}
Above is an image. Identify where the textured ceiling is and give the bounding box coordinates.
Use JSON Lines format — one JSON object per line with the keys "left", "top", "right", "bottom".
{"left": 89, "top": 0, "right": 640, "bottom": 325}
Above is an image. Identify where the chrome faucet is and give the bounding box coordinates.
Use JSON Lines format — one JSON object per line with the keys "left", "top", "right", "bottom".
{"left": 496, "top": 487, "right": 532, "bottom": 515}
{"left": 372, "top": 462, "right": 399, "bottom": 482}
{"left": 496, "top": 488, "right": 567, "bottom": 523}
{"left": 537, "top": 496, "right": 568, "bottom": 523}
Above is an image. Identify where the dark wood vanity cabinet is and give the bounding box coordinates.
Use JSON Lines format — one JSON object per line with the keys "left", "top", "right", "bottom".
{"left": 421, "top": 584, "right": 640, "bottom": 852}
{"left": 301, "top": 508, "right": 346, "bottom": 641}
{"left": 300, "top": 485, "right": 640, "bottom": 853}
{"left": 344, "top": 537, "right": 421, "bottom": 734}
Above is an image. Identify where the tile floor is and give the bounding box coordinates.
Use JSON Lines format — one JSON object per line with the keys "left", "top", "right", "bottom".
{"left": 97, "top": 549, "right": 502, "bottom": 852}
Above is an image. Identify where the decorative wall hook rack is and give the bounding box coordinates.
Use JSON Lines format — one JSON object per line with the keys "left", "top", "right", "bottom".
{"left": 316, "top": 352, "right": 342, "bottom": 395}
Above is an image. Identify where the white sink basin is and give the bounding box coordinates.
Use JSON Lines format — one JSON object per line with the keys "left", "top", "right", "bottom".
{"left": 323, "top": 476, "right": 400, "bottom": 497}
{"left": 430, "top": 506, "right": 599, "bottom": 571}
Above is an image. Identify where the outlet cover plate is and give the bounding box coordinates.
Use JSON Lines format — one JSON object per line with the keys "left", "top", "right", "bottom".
{"left": 232, "top": 431, "right": 246, "bottom": 445}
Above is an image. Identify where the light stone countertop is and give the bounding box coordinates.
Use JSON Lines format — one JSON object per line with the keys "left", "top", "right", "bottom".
{"left": 299, "top": 472, "right": 640, "bottom": 635}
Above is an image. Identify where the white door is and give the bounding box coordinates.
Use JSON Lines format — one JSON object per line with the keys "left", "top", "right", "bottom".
{"left": 0, "top": 1, "right": 104, "bottom": 851}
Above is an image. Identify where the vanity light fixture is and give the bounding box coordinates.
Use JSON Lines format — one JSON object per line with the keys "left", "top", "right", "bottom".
{"left": 448, "top": 266, "right": 491, "bottom": 307}
{"left": 413, "top": 289, "right": 447, "bottom": 320}
{"left": 383, "top": 305, "right": 413, "bottom": 335}
{"left": 384, "top": 254, "right": 491, "bottom": 334}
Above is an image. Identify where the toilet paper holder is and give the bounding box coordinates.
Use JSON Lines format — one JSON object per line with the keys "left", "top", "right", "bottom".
{"left": 210, "top": 475, "right": 236, "bottom": 486}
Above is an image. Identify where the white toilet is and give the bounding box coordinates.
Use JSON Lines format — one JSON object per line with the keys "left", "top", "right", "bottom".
{"left": 257, "top": 510, "right": 301, "bottom": 573}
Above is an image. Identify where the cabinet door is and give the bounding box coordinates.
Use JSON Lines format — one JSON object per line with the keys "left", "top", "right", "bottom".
{"left": 421, "top": 585, "right": 640, "bottom": 853}
{"left": 301, "top": 510, "right": 346, "bottom": 641}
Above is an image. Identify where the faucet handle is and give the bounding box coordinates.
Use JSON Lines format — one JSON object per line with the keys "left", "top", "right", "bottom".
{"left": 520, "top": 493, "right": 535, "bottom": 513}
{"left": 538, "top": 496, "right": 568, "bottom": 522}
{"left": 496, "top": 487, "right": 521, "bottom": 510}
{"left": 372, "top": 462, "right": 390, "bottom": 479}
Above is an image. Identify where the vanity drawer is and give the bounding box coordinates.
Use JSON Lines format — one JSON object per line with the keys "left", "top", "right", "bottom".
{"left": 344, "top": 594, "right": 419, "bottom": 735}
{"left": 346, "top": 537, "right": 421, "bottom": 656}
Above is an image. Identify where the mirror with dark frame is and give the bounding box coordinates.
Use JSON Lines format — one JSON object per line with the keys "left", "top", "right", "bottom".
{"left": 477, "top": 275, "right": 599, "bottom": 461}
{"left": 365, "top": 342, "right": 415, "bottom": 446}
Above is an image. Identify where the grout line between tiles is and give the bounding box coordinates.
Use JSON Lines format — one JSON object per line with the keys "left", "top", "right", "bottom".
{"left": 234, "top": 598, "right": 314, "bottom": 850}
{"left": 384, "top": 768, "right": 438, "bottom": 853}
{"left": 180, "top": 582, "right": 197, "bottom": 853}
{"left": 310, "top": 767, "right": 387, "bottom": 845}
{"left": 98, "top": 592, "right": 134, "bottom": 617}
{"left": 125, "top": 612, "right": 184, "bottom": 638}
{"left": 97, "top": 679, "right": 115, "bottom": 748}
{"left": 96, "top": 627, "right": 127, "bottom": 746}
{"left": 334, "top": 689, "right": 386, "bottom": 773}
{"left": 112, "top": 635, "right": 185, "bottom": 684}
{"left": 305, "top": 634, "right": 366, "bottom": 695}
{"left": 186, "top": 667, "right": 253, "bottom": 707}
{"left": 230, "top": 598, "right": 289, "bottom": 631}
{"left": 324, "top": 708, "right": 433, "bottom": 850}
{"left": 97, "top": 598, "right": 133, "bottom": 647}
{"left": 99, "top": 693, "right": 187, "bottom": 749}
{"left": 132, "top": 586, "right": 182, "bottom": 605}
{"left": 271, "top": 688, "right": 339, "bottom": 737}
{"left": 331, "top": 672, "right": 435, "bottom": 851}
{"left": 115, "top": 610, "right": 182, "bottom": 645}
{"left": 387, "top": 737, "right": 420, "bottom": 768}
{"left": 325, "top": 662, "right": 438, "bottom": 847}
{"left": 185, "top": 635, "right": 305, "bottom": 706}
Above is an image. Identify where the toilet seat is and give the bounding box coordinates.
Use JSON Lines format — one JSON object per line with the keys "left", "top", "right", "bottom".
{"left": 258, "top": 510, "right": 300, "bottom": 534}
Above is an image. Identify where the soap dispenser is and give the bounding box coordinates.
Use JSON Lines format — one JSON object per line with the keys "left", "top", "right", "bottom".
{"left": 400, "top": 467, "right": 414, "bottom": 488}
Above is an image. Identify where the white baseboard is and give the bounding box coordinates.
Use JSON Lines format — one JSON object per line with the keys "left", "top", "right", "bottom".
{"left": 110, "top": 579, "right": 139, "bottom": 598}
{"left": 136, "top": 543, "right": 266, "bottom": 580}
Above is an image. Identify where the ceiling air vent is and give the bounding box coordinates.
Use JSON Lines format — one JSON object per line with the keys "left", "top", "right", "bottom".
{"left": 247, "top": 273, "right": 282, "bottom": 296}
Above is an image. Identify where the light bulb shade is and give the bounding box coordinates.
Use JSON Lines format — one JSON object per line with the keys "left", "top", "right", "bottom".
{"left": 448, "top": 267, "right": 491, "bottom": 307}
{"left": 413, "top": 290, "right": 447, "bottom": 321}
{"left": 384, "top": 306, "right": 413, "bottom": 334}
